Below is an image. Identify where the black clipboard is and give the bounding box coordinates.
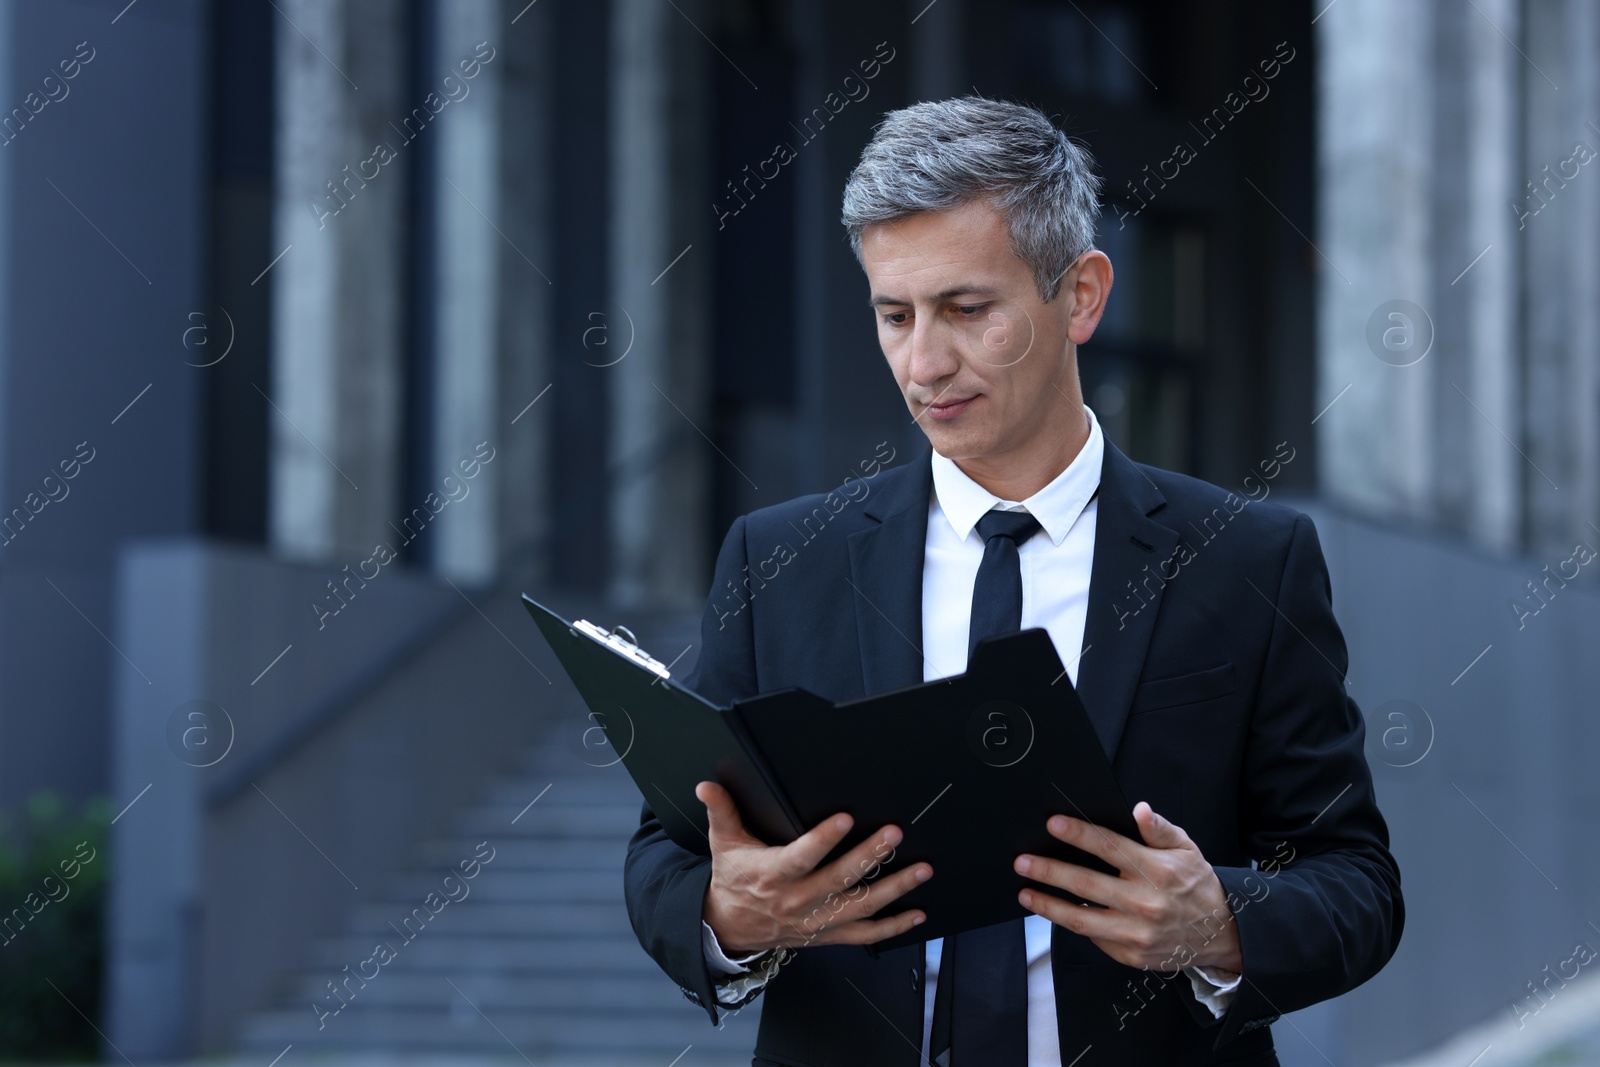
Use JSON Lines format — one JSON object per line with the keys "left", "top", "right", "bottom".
{"left": 523, "top": 593, "right": 1138, "bottom": 951}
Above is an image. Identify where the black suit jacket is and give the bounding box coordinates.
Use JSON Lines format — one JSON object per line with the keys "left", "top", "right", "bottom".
{"left": 624, "top": 437, "right": 1403, "bottom": 1066}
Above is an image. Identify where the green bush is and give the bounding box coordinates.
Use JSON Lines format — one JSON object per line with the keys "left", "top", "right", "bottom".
{"left": 0, "top": 792, "right": 110, "bottom": 1061}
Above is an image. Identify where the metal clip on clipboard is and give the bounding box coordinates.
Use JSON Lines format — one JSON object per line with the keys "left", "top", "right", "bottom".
{"left": 571, "top": 619, "right": 672, "bottom": 680}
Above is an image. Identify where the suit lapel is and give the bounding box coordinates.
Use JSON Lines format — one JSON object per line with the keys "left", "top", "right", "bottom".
{"left": 1076, "top": 438, "right": 1180, "bottom": 765}
{"left": 846, "top": 447, "right": 933, "bottom": 697}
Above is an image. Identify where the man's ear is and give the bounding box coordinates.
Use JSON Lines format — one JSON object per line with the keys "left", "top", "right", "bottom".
{"left": 1065, "top": 250, "right": 1113, "bottom": 346}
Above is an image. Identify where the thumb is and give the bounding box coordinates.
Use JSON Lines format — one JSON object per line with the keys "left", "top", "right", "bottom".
{"left": 696, "top": 780, "right": 750, "bottom": 845}
{"left": 1133, "top": 801, "right": 1192, "bottom": 851}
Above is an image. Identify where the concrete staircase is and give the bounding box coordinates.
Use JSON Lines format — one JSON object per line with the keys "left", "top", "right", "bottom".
{"left": 234, "top": 607, "right": 761, "bottom": 1066}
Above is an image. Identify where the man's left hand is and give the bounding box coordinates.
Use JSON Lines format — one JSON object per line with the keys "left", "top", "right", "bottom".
{"left": 1014, "top": 801, "right": 1243, "bottom": 974}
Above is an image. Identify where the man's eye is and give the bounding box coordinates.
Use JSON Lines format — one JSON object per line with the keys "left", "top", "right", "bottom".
{"left": 880, "top": 312, "right": 908, "bottom": 325}
{"left": 955, "top": 304, "right": 986, "bottom": 316}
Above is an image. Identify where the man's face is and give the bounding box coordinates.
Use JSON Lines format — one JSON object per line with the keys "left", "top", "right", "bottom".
{"left": 860, "top": 199, "right": 1101, "bottom": 467}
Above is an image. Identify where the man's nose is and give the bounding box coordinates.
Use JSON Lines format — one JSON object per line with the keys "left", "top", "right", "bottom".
{"left": 906, "top": 318, "right": 961, "bottom": 387}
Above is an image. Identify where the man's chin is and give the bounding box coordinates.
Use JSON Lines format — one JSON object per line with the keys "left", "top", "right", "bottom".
{"left": 920, "top": 428, "right": 989, "bottom": 462}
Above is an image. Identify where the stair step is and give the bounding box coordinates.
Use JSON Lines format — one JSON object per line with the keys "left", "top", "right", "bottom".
{"left": 281, "top": 972, "right": 676, "bottom": 1008}
{"left": 451, "top": 803, "right": 643, "bottom": 836}
{"left": 381, "top": 868, "right": 622, "bottom": 902}
{"left": 515, "top": 746, "right": 649, "bottom": 777}
{"left": 344, "top": 901, "right": 633, "bottom": 937}
{"left": 476, "top": 776, "right": 641, "bottom": 809}
{"left": 231, "top": 605, "right": 753, "bottom": 1059}
{"left": 303, "top": 934, "right": 655, "bottom": 971}
{"left": 238, "top": 1006, "right": 737, "bottom": 1052}
{"left": 415, "top": 838, "right": 629, "bottom": 870}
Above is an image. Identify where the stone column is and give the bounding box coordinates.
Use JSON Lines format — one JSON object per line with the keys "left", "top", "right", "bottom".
{"left": 496, "top": 0, "right": 556, "bottom": 584}
{"left": 1314, "top": 0, "right": 1436, "bottom": 523}
{"left": 1522, "top": 0, "right": 1600, "bottom": 561}
{"left": 1431, "top": 0, "right": 1522, "bottom": 554}
{"left": 270, "top": 0, "right": 406, "bottom": 562}
{"left": 428, "top": 0, "right": 505, "bottom": 584}
{"left": 606, "top": 0, "right": 711, "bottom": 608}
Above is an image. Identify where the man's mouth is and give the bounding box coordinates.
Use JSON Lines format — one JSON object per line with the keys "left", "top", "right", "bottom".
{"left": 925, "top": 395, "right": 977, "bottom": 420}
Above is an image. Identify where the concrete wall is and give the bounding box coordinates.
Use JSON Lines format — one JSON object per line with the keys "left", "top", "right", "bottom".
{"left": 104, "top": 540, "right": 556, "bottom": 1057}
{"left": 0, "top": 0, "right": 206, "bottom": 810}
{"left": 1276, "top": 498, "right": 1600, "bottom": 1066}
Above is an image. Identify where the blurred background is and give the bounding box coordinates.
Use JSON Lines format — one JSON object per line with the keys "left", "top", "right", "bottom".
{"left": 0, "top": 0, "right": 1596, "bottom": 1064}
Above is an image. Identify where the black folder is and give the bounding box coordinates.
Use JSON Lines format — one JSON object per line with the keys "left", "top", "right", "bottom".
{"left": 522, "top": 593, "right": 1137, "bottom": 951}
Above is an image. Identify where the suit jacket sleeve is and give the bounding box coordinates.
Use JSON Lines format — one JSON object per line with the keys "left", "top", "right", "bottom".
{"left": 1206, "top": 512, "right": 1405, "bottom": 1047}
{"left": 623, "top": 514, "right": 764, "bottom": 1025}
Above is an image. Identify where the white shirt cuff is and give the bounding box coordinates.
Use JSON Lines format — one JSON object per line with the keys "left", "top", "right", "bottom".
{"left": 702, "top": 920, "right": 771, "bottom": 973}
{"left": 1185, "top": 964, "right": 1241, "bottom": 1017}
{"left": 702, "top": 920, "right": 777, "bottom": 1005}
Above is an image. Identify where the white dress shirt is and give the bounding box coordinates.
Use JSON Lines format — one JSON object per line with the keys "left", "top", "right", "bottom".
{"left": 703, "top": 405, "right": 1239, "bottom": 1061}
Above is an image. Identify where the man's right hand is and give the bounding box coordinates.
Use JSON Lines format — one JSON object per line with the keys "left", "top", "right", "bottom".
{"left": 696, "top": 780, "right": 933, "bottom": 955}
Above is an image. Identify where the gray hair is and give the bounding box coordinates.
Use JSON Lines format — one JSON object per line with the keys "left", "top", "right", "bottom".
{"left": 840, "top": 95, "right": 1103, "bottom": 302}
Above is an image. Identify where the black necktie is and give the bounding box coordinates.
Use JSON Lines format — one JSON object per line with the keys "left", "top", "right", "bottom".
{"left": 929, "top": 507, "right": 1042, "bottom": 1067}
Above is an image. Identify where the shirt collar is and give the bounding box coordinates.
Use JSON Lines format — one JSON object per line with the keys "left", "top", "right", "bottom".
{"left": 929, "top": 403, "right": 1104, "bottom": 547}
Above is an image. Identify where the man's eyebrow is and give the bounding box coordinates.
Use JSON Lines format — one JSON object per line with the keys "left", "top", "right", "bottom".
{"left": 867, "top": 286, "right": 999, "bottom": 308}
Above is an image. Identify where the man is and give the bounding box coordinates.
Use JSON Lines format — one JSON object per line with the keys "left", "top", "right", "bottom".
{"left": 624, "top": 95, "right": 1402, "bottom": 1065}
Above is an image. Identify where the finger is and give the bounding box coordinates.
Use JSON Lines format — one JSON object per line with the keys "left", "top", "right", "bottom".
{"left": 696, "top": 780, "right": 757, "bottom": 847}
{"left": 806, "top": 905, "right": 928, "bottom": 948}
{"left": 812, "top": 823, "right": 905, "bottom": 894}
{"left": 1132, "top": 801, "right": 1195, "bottom": 851}
{"left": 1018, "top": 887, "right": 1138, "bottom": 944}
{"left": 821, "top": 858, "right": 933, "bottom": 924}
{"left": 780, "top": 860, "right": 930, "bottom": 947}
{"left": 1045, "top": 813, "right": 1151, "bottom": 875}
{"left": 1013, "top": 853, "right": 1124, "bottom": 908}
{"left": 778, "top": 809, "right": 859, "bottom": 878}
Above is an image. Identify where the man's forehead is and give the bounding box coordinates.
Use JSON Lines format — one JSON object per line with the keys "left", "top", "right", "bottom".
{"left": 860, "top": 200, "right": 1005, "bottom": 249}
{"left": 859, "top": 203, "right": 1018, "bottom": 293}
